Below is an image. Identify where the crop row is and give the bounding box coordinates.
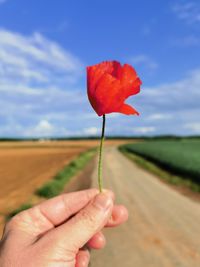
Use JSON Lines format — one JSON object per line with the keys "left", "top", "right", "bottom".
{"left": 122, "top": 140, "right": 200, "bottom": 184}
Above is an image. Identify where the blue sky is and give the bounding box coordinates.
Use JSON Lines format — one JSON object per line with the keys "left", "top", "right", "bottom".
{"left": 0, "top": 0, "right": 200, "bottom": 137}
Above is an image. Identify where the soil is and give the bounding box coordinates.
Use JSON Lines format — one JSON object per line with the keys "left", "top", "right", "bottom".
{"left": 0, "top": 140, "right": 133, "bottom": 236}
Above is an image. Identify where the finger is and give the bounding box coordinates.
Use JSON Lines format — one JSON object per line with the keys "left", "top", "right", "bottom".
{"left": 5, "top": 189, "right": 98, "bottom": 238}
{"left": 45, "top": 191, "right": 113, "bottom": 252}
{"left": 87, "top": 231, "right": 106, "bottom": 249}
{"left": 106, "top": 205, "right": 129, "bottom": 227}
{"left": 75, "top": 249, "right": 90, "bottom": 267}
{"left": 86, "top": 205, "right": 128, "bottom": 249}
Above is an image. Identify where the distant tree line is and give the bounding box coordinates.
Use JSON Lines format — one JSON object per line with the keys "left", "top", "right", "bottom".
{"left": 0, "top": 135, "right": 200, "bottom": 142}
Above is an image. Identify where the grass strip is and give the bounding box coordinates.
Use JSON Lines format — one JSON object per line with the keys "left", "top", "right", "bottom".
{"left": 119, "top": 146, "right": 200, "bottom": 193}
{"left": 35, "top": 148, "right": 96, "bottom": 198}
{"left": 6, "top": 148, "right": 96, "bottom": 219}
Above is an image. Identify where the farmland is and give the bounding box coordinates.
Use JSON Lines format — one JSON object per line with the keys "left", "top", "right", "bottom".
{"left": 121, "top": 140, "right": 200, "bottom": 185}
{"left": 0, "top": 139, "right": 133, "bottom": 236}
{"left": 0, "top": 141, "right": 89, "bottom": 216}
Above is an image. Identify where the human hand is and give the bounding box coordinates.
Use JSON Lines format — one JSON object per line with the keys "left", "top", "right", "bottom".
{"left": 0, "top": 189, "right": 128, "bottom": 267}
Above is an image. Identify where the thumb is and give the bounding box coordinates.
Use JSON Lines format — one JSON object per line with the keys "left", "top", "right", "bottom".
{"left": 46, "top": 191, "right": 113, "bottom": 253}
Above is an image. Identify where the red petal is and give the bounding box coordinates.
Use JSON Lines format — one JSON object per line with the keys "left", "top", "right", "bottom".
{"left": 118, "top": 103, "right": 139, "bottom": 115}
{"left": 120, "top": 64, "right": 142, "bottom": 97}
{"left": 93, "top": 73, "right": 122, "bottom": 115}
{"left": 110, "top": 61, "right": 122, "bottom": 79}
{"left": 87, "top": 61, "right": 122, "bottom": 93}
{"left": 87, "top": 65, "right": 105, "bottom": 94}
{"left": 121, "top": 64, "right": 137, "bottom": 82}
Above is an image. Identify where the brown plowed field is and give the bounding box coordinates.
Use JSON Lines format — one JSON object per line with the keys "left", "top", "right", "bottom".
{"left": 0, "top": 139, "right": 133, "bottom": 236}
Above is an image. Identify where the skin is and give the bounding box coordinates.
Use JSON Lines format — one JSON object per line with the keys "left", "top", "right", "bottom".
{"left": 0, "top": 189, "right": 128, "bottom": 267}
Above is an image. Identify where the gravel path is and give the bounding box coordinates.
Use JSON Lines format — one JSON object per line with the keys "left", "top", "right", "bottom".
{"left": 90, "top": 147, "right": 200, "bottom": 267}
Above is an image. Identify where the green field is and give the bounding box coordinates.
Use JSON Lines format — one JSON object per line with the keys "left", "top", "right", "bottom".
{"left": 122, "top": 140, "right": 200, "bottom": 184}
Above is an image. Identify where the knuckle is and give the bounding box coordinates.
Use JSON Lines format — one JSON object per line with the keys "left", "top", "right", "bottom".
{"left": 5, "top": 209, "right": 34, "bottom": 233}
{"left": 61, "top": 194, "right": 74, "bottom": 215}
{"left": 50, "top": 251, "right": 76, "bottom": 267}
{"left": 6, "top": 211, "right": 25, "bottom": 230}
{"left": 80, "top": 207, "right": 98, "bottom": 227}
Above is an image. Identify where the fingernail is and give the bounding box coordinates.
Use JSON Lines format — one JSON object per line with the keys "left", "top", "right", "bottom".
{"left": 94, "top": 193, "right": 113, "bottom": 210}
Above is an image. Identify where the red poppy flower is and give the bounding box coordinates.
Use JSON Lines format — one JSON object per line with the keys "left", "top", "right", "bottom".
{"left": 87, "top": 60, "right": 142, "bottom": 116}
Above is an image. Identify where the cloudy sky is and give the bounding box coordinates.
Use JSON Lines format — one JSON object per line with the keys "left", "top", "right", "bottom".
{"left": 0, "top": 0, "right": 200, "bottom": 137}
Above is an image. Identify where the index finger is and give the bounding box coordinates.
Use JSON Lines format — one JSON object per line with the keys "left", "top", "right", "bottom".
{"left": 6, "top": 189, "right": 99, "bottom": 238}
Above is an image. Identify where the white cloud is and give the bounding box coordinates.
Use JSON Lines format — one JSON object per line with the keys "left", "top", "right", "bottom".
{"left": 140, "top": 69, "right": 200, "bottom": 109}
{"left": 0, "top": 30, "right": 80, "bottom": 70}
{"left": 23, "top": 120, "right": 71, "bottom": 137}
{"left": 133, "top": 127, "right": 156, "bottom": 134}
{"left": 83, "top": 127, "right": 100, "bottom": 135}
{"left": 0, "top": 119, "right": 71, "bottom": 137}
{"left": 184, "top": 123, "right": 200, "bottom": 133}
{"left": 30, "top": 120, "right": 54, "bottom": 136}
{"left": 0, "top": 122, "right": 71, "bottom": 138}
{"left": 0, "top": 28, "right": 83, "bottom": 92}
{"left": 129, "top": 54, "right": 158, "bottom": 72}
{"left": 130, "top": 68, "right": 200, "bottom": 135}
{"left": 0, "top": 28, "right": 89, "bottom": 137}
{"left": 172, "top": 1, "right": 200, "bottom": 24}
{"left": 147, "top": 114, "right": 172, "bottom": 121}
{"left": 0, "top": 122, "right": 23, "bottom": 136}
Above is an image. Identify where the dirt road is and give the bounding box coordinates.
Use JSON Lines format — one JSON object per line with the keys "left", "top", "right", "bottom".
{"left": 90, "top": 147, "right": 200, "bottom": 267}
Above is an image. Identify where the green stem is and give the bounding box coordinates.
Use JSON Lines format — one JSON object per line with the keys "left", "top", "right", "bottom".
{"left": 98, "top": 114, "right": 106, "bottom": 192}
